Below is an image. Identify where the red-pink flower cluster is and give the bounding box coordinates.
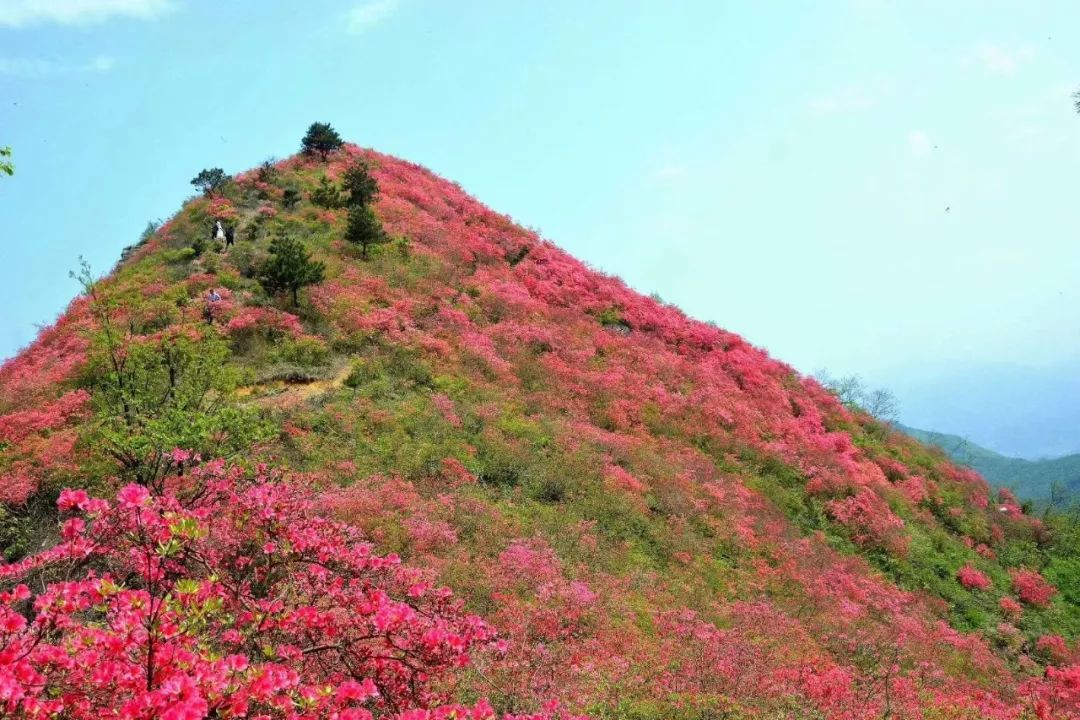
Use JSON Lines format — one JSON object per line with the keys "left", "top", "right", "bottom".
{"left": 207, "top": 196, "right": 239, "bottom": 221}
{"left": 0, "top": 465, "right": 578, "bottom": 720}
{"left": 1011, "top": 568, "right": 1057, "bottom": 608}
{"left": 956, "top": 565, "right": 992, "bottom": 591}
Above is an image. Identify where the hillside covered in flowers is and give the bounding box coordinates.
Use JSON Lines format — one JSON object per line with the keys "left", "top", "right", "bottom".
{"left": 1, "top": 133, "right": 1080, "bottom": 719}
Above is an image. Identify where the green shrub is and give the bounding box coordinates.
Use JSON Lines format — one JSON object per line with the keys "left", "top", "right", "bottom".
{"left": 311, "top": 176, "right": 346, "bottom": 209}
{"left": 277, "top": 336, "right": 331, "bottom": 367}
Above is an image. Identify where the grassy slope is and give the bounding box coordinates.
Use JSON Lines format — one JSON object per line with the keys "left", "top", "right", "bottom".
{"left": 2, "top": 146, "right": 1079, "bottom": 717}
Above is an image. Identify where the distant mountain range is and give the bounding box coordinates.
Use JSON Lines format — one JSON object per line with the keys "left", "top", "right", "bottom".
{"left": 888, "top": 364, "right": 1080, "bottom": 459}
{"left": 897, "top": 423, "right": 1080, "bottom": 500}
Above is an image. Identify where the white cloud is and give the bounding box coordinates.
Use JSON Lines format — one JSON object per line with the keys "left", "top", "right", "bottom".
{"left": 974, "top": 44, "right": 1035, "bottom": 76}
{"left": 346, "top": 0, "right": 399, "bottom": 33}
{"left": 0, "top": 0, "right": 173, "bottom": 27}
{"left": 907, "top": 130, "right": 932, "bottom": 157}
{"left": 0, "top": 54, "right": 116, "bottom": 76}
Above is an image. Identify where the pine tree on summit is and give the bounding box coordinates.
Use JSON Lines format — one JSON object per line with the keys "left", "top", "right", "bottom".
{"left": 258, "top": 233, "right": 325, "bottom": 306}
{"left": 300, "top": 122, "right": 343, "bottom": 159}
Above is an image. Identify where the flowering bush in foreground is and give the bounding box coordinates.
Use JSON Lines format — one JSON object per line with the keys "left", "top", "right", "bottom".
{"left": 0, "top": 462, "right": 578, "bottom": 720}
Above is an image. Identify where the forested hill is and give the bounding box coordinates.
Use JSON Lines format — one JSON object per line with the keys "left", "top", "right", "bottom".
{"left": 900, "top": 422, "right": 1080, "bottom": 501}
{"left": 2, "top": 133, "right": 1080, "bottom": 718}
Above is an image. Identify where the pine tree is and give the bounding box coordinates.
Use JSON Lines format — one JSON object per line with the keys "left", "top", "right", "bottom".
{"left": 258, "top": 233, "right": 325, "bottom": 305}
{"left": 341, "top": 160, "right": 379, "bottom": 206}
{"left": 190, "top": 168, "right": 228, "bottom": 197}
{"left": 300, "top": 122, "right": 343, "bottom": 159}
{"left": 345, "top": 204, "right": 389, "bottom": 259}
{"left": 311, "top": 175, "right": 346, "bottom": 209}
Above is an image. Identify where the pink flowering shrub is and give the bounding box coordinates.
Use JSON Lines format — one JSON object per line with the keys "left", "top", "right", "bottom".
{"left": 225, "top": 306, "right": 304, "bottom": 340}
{"left": 1011, "top": 568, "right": 1057, "bottom": 608}
{"left": 956, "top": 565, "right": 992, "bottom": 591}
{"left": 825, "top": 489, "right": 908, "bottom": 554}
{"left": 0, "top": 464, "right": 585, "bottom": 720}
{"left": 1026, "top": 664, "right": 1080, "bottom": 719}
{"left": 1036, "top": 635, "right": 1071, "bottom": 665}
{"left": 0, "top": 389, "right": 89, "bottom": 446}
{"left": 999, "top": 596, "right": 1024, "bottom": 620}
{"left": 207, "top": 196, "right": 238, "bottom": 221}
{"left": 430, "top": 393, "right": 462, "bottom": 427}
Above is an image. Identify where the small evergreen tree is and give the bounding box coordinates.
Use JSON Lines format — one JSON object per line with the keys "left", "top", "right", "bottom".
{"left": 282, "top": 187, "right": 301, "bottom": 210}
{"left": 311, "top": 175, "right": 346, "bottom": 209}
{"left": 256, "top": 158, "right": 279, "bottom": 183}
{"left": 258, "top": 233, "right": 325, "bottom": 305}
{"left": 138, "top": 219, "right": 161, "bottom": 245}
{"left": 300, "top": 122, "right": 343, "bottom": 159}
{"left": 345, "top": 204, "right": 389, "bottom": 259}
{"left": 341, "top": 159, "right": 379, "bottom": 206}
{"left": 190, "top": 167, "right": 228, "bottom": 196}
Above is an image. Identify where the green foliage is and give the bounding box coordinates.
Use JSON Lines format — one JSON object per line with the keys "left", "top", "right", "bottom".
{"left": 139, "top": 220, "right": 161, "bottom": 245}
{"left": 311, "top": 176, "right": 346, "bottom": 209}
{"left": 190, "top": 167, "right": 228, "bottom": 197}
{"left": 341, "top": 160, "right": 379, "bottom": 206}
{"left": 276, "top": 336, "right": 331, "bottom": 368}
{"left": 82, "top": 330, "right": 273, "bottom": 491}
{"left": 0, "top": 146, "right": 12, "bottom": 177}
{"left": 258, "top": 233, "right": 326, "bottom": 306}
{"left": 344, "top": 346, "right": 434, "bottom": 397}
{"left": 257, "top": 159, "right": 279, "bottom": 183}
{"left": 300, "top": 122, "right": 343, "bottom": 158}
{"left": 282, "top": 187, "right": 301, "bottom": 210}
{"left": 345, "top": 205, "right": 389, "bottom": 259}
{"left": 0, "top": 505, "right": 33, "bottom": 561}
{"left": 596, "top": 307, "right": 630, "bottom": 333}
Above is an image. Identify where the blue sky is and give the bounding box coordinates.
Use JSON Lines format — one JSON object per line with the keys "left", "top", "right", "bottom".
{"left": 2, "top": 0, "right": 1080, "bottom": 457}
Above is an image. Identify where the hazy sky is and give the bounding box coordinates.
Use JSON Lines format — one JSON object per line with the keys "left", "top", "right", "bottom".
{"left": 2, "top": 0, "right": 1080, "bottom": 456}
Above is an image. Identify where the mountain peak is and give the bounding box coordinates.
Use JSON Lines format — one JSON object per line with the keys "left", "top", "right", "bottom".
{"left": 2, "top": 141, "right": 1079, "bottom": 717}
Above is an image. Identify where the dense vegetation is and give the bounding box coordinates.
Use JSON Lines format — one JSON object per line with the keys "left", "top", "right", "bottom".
{"left": 2, "top": 127, "right": 1080, "bottom": 717}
